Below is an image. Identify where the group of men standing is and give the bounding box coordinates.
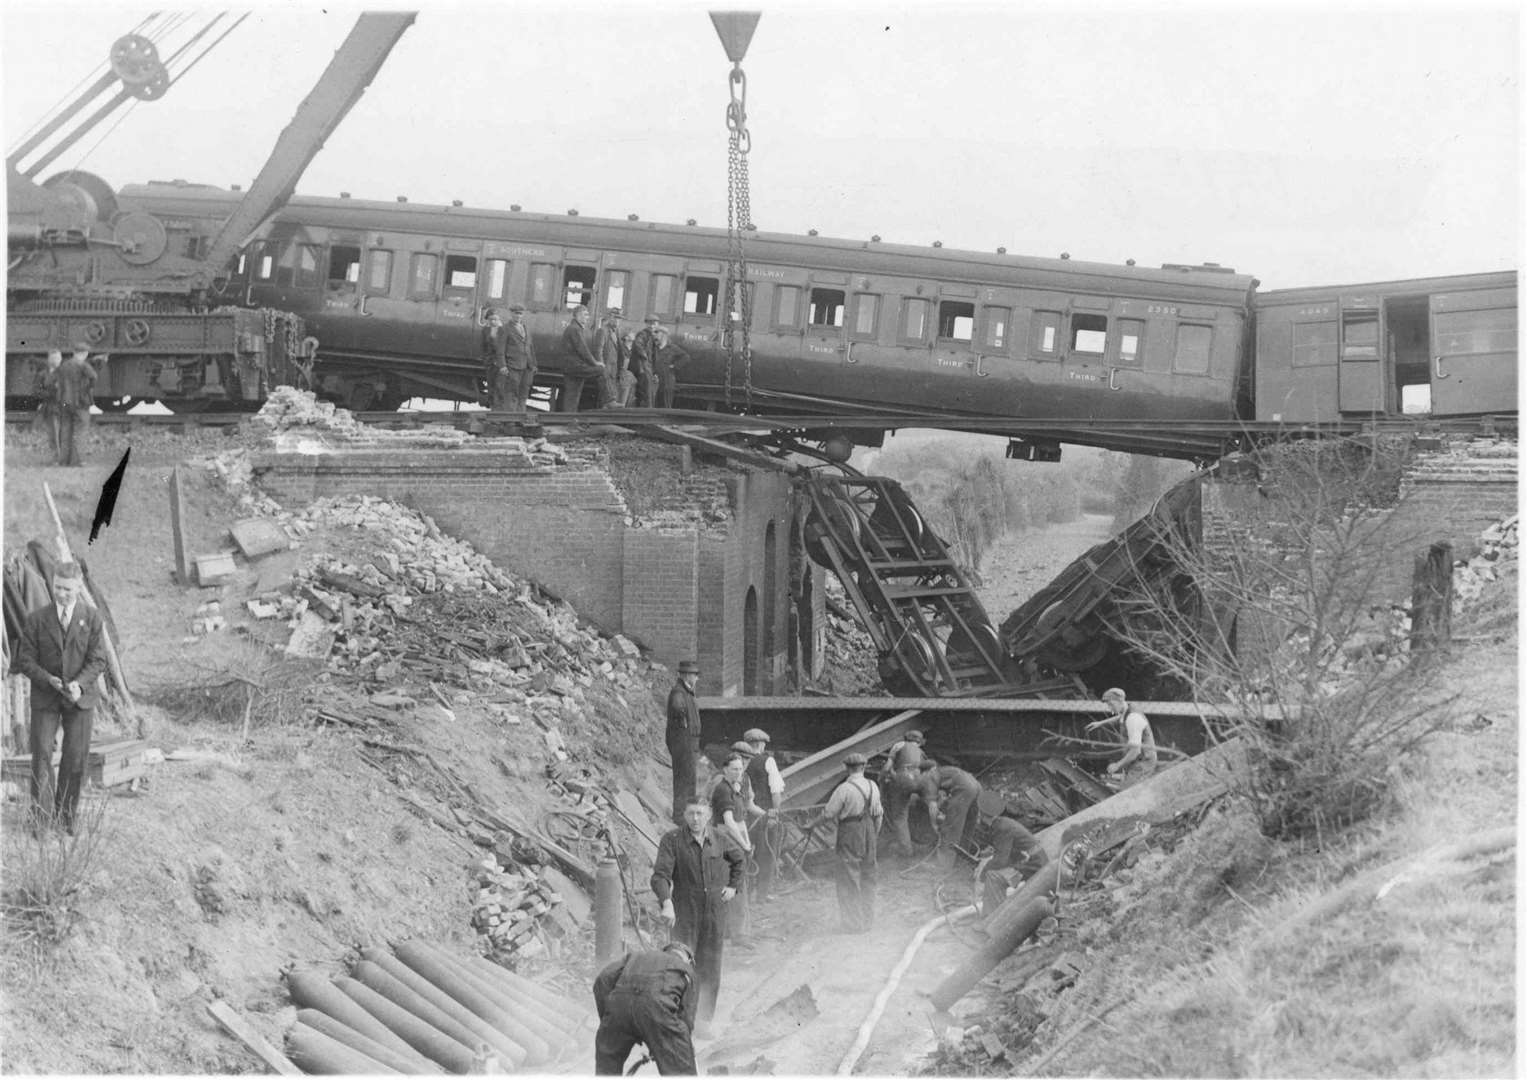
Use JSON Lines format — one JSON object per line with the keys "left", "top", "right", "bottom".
{"left": 35, "top": 344, "right": 99, "bottom": 466}
{"left": 481, "top": 306, "right": 690, "bottom": 415}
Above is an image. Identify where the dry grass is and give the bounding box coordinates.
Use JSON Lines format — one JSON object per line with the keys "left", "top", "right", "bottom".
{"left": 1024, "top": 629, "right": 1516, "bottom": 1078}
{"left": 2, "top": 790, "right": 114, "bottom": 948}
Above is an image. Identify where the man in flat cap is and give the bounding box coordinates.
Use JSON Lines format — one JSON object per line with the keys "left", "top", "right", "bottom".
{"left": 481, "top": 307, "right": 508, "bottom": 408}
{"left": 743, "top": 728, "right": 785, "bottom": 901}
{"left": 560, "top": 305, "right": 605, "bottom": 411}
{"left": 54, "top": 343, "right": 98, "bottom": 466}
{"left": 666, "top": 661, "right": 702, "bottom": 824}
{"left": 501, "top": 305, "right": 538, "bottom": 417}
{"left": 811, "top": 751, "right": 883, "bottom": 932}
{"left": 880, "top": 729, "right": 926, "bottom": 857}
{"left": 592, "top": 309, "right": 626, "bottom": 408}
{"left": 630, "top": 314, "right": 662, "bottom": 407}
{"left": 1088, "top": 687, "right": 1157, "bottom": 788}
{"left": 592, "top": 940, "right": 700, "bottom": 1075}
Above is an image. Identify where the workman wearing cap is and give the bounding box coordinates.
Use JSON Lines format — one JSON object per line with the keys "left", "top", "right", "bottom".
{"left": 559, "top": 305, "right": 606, "bottom": 411}
{"left": 651, "top": 328, "right": 690, "bottom": 410}
{"left": 1087, "top": 687, "right": 1157, "bottom": 787}
{"left": 592, "top": 941, "right": 700, "bottom": 1075}
{"left": 981, "top": 814, "right": 1048, "bottom": 875}
{"left": 743, "top": 728, "right": 785, "bottom": 901}
{"left": 481, "top": 308, "right": 509, "bottom": 408}
{"left": 592, "top": 309, "right": 626, "bottom": 408}
{"left": 53, "top": 344, "right": 98, "bottom": 466}
{"left": 811, "top": 752, "right": 883, "bottom": 932}
{"left": 666, "top": 661, "right": 702, "bottom": 824}
{"left": 652, "top": 796, "right": 744, "bottom": 1035}
{"left": 712, "top": 748, "right": 761, "bottom": 944}
{"left": 630, "top": 315, "right": 662, "bottom": 407}
{"left": 501, "top": 305, "right": 537, "bottom": 416}
{"left": 915, "top": 758, "right": 983, "bottom": 864}
{"left": 14, "top": 561, "right": 108, "bottom": 834}
{"left": 881, "top": 730, "right": 927, "bottom": 857}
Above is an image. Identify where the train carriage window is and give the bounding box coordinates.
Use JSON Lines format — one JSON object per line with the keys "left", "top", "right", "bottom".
{"left": 684, "top": 275, "right": 720, "bottom": 319}
{"left": 650, "top": 274, "right": 678, "bottom": 317}
{"left": 809, "top": 288, "right": 846, "bottom": 328}
{"left": 529, "top": 263, "right": 557, "bottom": 307}
{"left": 365, "top": 249, "right": 393, "bottom": 294}
{"left": 484, "top": 258, "right": 509, "bottom": 302}
{"left": 444, "top": 254, "right": 477, "bottom": 291}
{"left": 1117, "top": 318, "right": 1145, "bottom": 367}
{"left": 1174, "top": 324, "right": 1213, "bottom": 374}
{"left": 1031, "top": 310, "right": 1061, "bottom": 357}
{"left": 409, "top": 253, "right": 439, "bottom": 299}
{"left": 1340, "top": 312, "right": 1379, "bottom": 360}
{"left": 563, "top": 265, "right": 597, "bottom": 309}
{"left": 1292, "top": 322, "right": 1338, "bottom": 367}
{"left": 1434, "top": 307, "right": 1516, "bottom": 355}
{"left": 938, "top": 300, "right": 975, "bottom": 343}
{"left": 980, "top": 306, "right": 1010, "bottom": 350}
{"left": 773, "top": 285, "right": 801, "bottom": 330}
{"left": 295, "top": 244, "right": 322, "bottom": 288}
{"left": 1070, "top": 313, "right": 1107, "bottom": 355}
{"left": 900, "top": 297, "right": 930, "bottom": 343}
{"left": 850, "top": 294, "right": 879, "bottom": 340}
{"left": 604, "top": 270, "right": 630, "bottom": 313}
{"left": 328, "top": 245, "right": 361, "bottom": 286}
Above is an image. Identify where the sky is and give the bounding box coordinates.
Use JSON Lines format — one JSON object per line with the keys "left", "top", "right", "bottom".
{"left": 3, "top": 1, "right": 1519, "bottom": 294}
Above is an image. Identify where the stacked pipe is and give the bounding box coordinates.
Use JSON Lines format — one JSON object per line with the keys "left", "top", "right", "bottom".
{"left": 469, "top": 856, "right": 562, "bottom": 964}
{"left": 283, "top": 940, "right": 595, "bottom": 1074}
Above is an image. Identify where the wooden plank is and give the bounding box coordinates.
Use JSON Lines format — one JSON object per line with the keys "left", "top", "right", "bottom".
{"left": 1037, "top": 757, "right": 1114, "bottom": 805}
{"left": 169, "top": 466, "right": 193, "bottom": 585}
{"left": 206, "top": 999, "right": 302, "bottom": 1076}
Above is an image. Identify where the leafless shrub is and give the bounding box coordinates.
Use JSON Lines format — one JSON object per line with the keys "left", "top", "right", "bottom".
{"left": 147, "top": 643, "right": 315, "bottom": 738}
{"left": 1112, "top": 438, "right": 1452, "bottom": 840}
{"left": 2, "top": 790, "right": 113, "bottom": 945}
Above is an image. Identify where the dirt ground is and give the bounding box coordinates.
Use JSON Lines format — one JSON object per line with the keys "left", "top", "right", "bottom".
{"left": 0, "top": 424, "right": 1515, "bottom": 1076}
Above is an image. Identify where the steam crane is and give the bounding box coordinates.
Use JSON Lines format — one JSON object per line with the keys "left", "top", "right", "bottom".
{"left": 6, "top": 13, "right": 416, "bottom": 411}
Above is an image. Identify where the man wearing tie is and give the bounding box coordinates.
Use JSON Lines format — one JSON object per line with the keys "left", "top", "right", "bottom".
{"left": 14, "top": 562, "right": 109, "bottom": 834}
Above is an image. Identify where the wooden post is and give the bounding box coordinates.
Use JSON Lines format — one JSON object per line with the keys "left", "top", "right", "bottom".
{"left": 169, "top": 465, "right": 193, "bottom": 586}
{"left": 1410, "top": 541, "right": 1453, "bottom": 654}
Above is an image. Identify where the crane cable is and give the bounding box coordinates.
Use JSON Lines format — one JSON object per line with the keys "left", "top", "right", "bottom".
{"left": 723, "top": 60, "right": 754, "bottom": 409}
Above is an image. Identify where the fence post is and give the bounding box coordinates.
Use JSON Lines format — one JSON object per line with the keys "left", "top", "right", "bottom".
{"left": 1410, "top": 541, "right": 1453, "bottom": 653}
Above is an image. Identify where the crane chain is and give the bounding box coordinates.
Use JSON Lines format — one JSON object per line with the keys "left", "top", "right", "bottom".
{"left": 724, "top": 65, "right": 754, "bottom": 410}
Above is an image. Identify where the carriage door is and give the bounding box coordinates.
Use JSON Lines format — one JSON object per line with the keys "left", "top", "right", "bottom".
{"left": 1429, "top": 286, "right": 1517, "bottom": 416}
{"left": 437, "top": 241, "right": 482, "bottom": 358}
{"left": 1336, "top": 297, "right": 1386, "bottom": 413}
{"left": 932, "top": 286, "right": 979, "bottom": 404}
{"left": 804, "top": 274, "right": 849, "bottom": 383}
{"left": 323, "top": 237, "right": 363, "bottom": 315}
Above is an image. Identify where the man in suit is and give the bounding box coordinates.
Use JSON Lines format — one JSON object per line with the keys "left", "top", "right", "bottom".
{"left": 665, "top": 660, "right": 702, "bottom": 824}
{"left": 559, "top": 305, "right": 606, "bottom": 412}
{"left": 502, "top": 304, "right": 538, "bottom": 416}
{"left": 54, "top": 344, "right": 98, "bottom": 466}
{"left": 591, "top": 309, "right": 626, "bottom": 408}
{"left": 13, "top": 562, "right": 109, "bottom": 833}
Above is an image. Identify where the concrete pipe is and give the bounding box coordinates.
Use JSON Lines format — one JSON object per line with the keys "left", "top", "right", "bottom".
{"left": 392, "top": 940, "right": 553, "bottom": 1064}
{"left": 930, "top": 896, "right": 1054, "bottom": 1012}
{"left": 416, "top": 943, "right": 568, "bottom": 1051}
{"left": 334, "top": 976, "right": 481, "bottom": 1074}
{"left": 464, "top": 955, "right": 588, "bottom": 1036}
{"left": 287, "top": 968, "right": 428, "bottom": 1067}
{"left": 295, "top": 1009, "right": 440, "bottom": 1076}
{"left": 468, "top": 954, "right": 594, "bottom": 1025}
{"left": 352, "top": 959, "right": 512, "bottom": 1071}
{"left": 595, "top": 856, "right": 623, "bottom": 966}
{"left": 359, "top": 947, "right": 528, "bottom": 1070}
{"left": 286, "top": 1020, "right": 402, "bottom": 1075}
{"left": 984, "top": 860, "right": 1062, "bottom": 940}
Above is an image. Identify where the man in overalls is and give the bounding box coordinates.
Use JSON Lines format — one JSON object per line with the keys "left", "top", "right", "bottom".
{"left": 815, "top": 752, "right": 884, "bottom": 932}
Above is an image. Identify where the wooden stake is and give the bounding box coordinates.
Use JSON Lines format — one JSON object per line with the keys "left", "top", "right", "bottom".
{"left": 206, "top": 1000, "right": 302, "bottom": 1076}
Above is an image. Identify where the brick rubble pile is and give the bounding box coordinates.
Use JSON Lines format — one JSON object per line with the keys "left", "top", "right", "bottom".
{"left": 1452, "top": 513, "right": 1517, "bottom": 608}
{"left": 245, "top": 386, "right": 469, "bottom": 447}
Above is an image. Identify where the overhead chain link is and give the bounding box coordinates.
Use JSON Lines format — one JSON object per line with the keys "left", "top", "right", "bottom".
{"left": 724, "top": 65, "right": 754, "bottom": 409}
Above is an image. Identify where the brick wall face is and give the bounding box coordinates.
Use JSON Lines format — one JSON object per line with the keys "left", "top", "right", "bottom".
{"left": 254, "top": 441, "right": 806, "bottom": 695}
{"left": 620, "top": 527, "right": 699, "bottom": 664}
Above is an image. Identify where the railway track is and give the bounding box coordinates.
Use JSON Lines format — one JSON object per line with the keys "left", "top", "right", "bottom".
{"left": 6, "top": 406, "right": 1513, "bottom": 449}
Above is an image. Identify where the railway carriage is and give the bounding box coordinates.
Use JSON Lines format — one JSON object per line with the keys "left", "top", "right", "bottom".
{"left": 116, "top": 181, "right": 1258, "bottom": 454}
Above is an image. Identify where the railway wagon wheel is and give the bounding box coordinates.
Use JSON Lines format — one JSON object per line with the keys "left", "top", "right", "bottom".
{"left": 803, "top": 496, "right": 861, "bottom": 567}
{"left": 83, "top": 321, "right": 109, "bottom": 345}
{"left": 122, "top": 319, "right": 151, "bottom": 347}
